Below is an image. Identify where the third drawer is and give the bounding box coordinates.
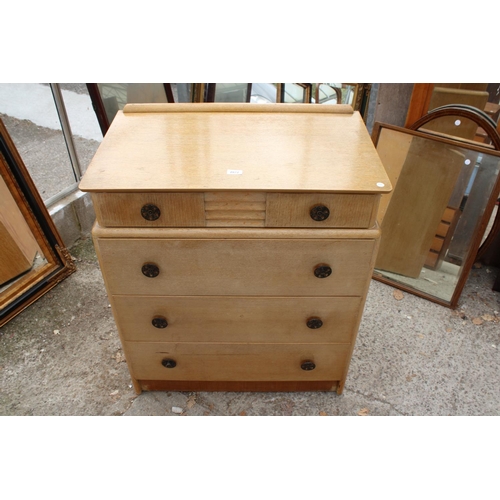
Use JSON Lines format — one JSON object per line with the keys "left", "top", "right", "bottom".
{"left": 111, "top": 295, "right": 363, "bottom": 343}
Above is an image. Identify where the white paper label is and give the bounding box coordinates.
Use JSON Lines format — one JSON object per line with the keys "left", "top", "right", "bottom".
{"left": 227, "top": 169, "right": 243, "bottom": 175}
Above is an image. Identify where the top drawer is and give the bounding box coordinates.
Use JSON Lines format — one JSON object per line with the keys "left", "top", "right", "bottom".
{"left": 91, "top": 192, "right": 205, "bottom": 227}
{"left": 266, "top": 193, "right": 378, "bottom": 228}
{"left": 91, "top": 191, "right": 379, "bottom": 229}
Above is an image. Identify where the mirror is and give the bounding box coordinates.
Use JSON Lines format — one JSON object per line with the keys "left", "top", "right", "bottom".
{"left": 0, "top": 118, "right": 75, "bottom": 327}
{"left": 87, "top": 83, "right": 372, "bottom": 135}
{"left": 372, "top": 123, "right": 500, "bottom": 308}
{"left": 406, "top": 83, "right": 500, "bottom": 146}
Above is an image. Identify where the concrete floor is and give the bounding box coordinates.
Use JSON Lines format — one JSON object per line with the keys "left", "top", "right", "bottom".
{"left": 1, "top": 236, "right": 499, "bottom": 416}
{"left": 1, "top": 83, "right": 499, "bottom": 416}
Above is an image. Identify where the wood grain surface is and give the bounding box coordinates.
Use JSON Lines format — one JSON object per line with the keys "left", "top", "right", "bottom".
{"left": 124, "top": 341, "right": 351, "bottom": 381}
{"left": 266, "top": 193, "right": 379, "bottom": 228}
{"left": 79, "top": 104, "right": 391, "bottom": 194}
{"left": 110, "top": 295, "right": 362, "bottom": 343}
{"left": 95, "top": 237, "right": 376, "bottom": 296}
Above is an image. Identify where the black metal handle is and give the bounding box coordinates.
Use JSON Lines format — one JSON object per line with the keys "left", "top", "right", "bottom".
{"left": 142, "top": 263, "right": 160, "bottom": 278}
{"left": 301, "top": 360, "right": 316, "bottom": 371}
{"left": 310, "top": 204, "right": 330, "bottom": 221}
{"left": 162, "top": 358, "right": 176, "bottom": 368}
{"left": 306, "top": 317, "right": 323, "bottom": 329}
{"left": 141, "top": 204, "right": 161, "bottom": 221}
{"left": 314, "top": 265, "right": 332, "bottom": 278}
{"left": 152, "top": 316, "right": 168, "bottom": 329}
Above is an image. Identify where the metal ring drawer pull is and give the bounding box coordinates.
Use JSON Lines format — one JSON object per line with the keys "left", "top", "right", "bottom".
{"left": 152, "top": 316, "right": 168, "bottom": 328}
{"left": 310, "top": 204, "right": 330, "bottom": 221}
{"left": 306, "top": 317, "right": 323, "bottom": 329}
{"left": 162, "top": 358, "right": 177, "bottom": 368}
{"left": 314, "top": 264, "right": 332, "bottom": 278}
{"left": 141, "top": 203, "right": 161, "bottom": 221}
{"left": 142, "top": 263, "right": 160, "bottom": 278}
{"left": 301, "top": 360, "right": 316, "bottom": 371}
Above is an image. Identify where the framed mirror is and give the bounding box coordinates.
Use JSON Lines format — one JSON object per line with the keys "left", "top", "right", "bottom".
{"left": 372, "top": 120, "right": 500, "bottom": 308}
{"left": 87, "top": 83, "right": 373, "bottom": 136}
{"left": 0, "top": 118, "right": 75, "bottom": 327}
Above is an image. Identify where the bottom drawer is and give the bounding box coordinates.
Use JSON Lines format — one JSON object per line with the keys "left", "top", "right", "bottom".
{"left": 124, "top": 342, "right": 351, "bottom": 382}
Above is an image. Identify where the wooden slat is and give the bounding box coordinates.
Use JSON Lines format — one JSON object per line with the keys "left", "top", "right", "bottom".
{"left": 204, "top": 191, "right": 267, "bottom": 226}
{"left": 206, "top": 220, "right": 265, "bottom": 227}
{"left": 205, "top": 191, "right": 266, "bottom": 202}
{"left": 436, "top": 222, "right": 450, "bottom": 238}
{"left": 430, "top": 237, "right": 444, "bottom": 252}
{"left": 425, "top": 251, "right": 439, "bottom": 268}
{"left": 138, "top": 380, "right": 339, "bottom": 392}
{"left": 92, "top": 224, "right": 382, "bottom": 241}
{"left": 205, "top": 201, "right": 266, "bottom": 211}
{"left": 122, "top": 102, "right": 355, "bottom": 114}
{"left": 205, "top": 210, "right": 266, "bottom": 220}
{"left": 442, "top": 207, "right": 456, "bottom": 223}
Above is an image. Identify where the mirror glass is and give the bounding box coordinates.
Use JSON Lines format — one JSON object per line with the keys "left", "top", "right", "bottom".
{"left": 97, "top": 83, "right": 173, "bottom": 124}
{"left": 420, "top": 114, "right": 496, "bottom": 145}
{"left": 213, "top": 83, "right": 250, "bottom": 102}
{"left": 0, "top": 173, "right": 48, "bottom": 294}
{"left": 418, "top": 83, "right": 500, "bottom": 146}
{"left": 373, "top": 125, "right": 500, "bottom": 306}
{"left": 0, "top": 120, "right": 75, "bottom": 326}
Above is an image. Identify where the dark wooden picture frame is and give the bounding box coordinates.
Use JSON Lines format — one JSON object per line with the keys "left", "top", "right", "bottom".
{"left": 0, "top": 118, "right": 75, "bottom": 327}
{"left": 371, "top": 121, "right": 500, "bottom": 308}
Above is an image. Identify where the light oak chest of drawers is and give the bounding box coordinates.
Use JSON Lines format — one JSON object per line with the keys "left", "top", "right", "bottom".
{"left": 79, "top": 103, "right": 391, "bottom": 394}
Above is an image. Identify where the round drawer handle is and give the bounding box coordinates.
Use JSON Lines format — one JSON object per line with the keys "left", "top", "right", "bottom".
{"left": 310, "top": 204, "right": 330, "bottom": 221}
{"left": 314, "top": 264, "right": 332, "bottom": 279}
{"left": 142, "top": 263, "right": 160, "bottom": 278}
{"left": 162, "top": 358, "right": 177, "bottom": 368}
{"left": 152, "top": 316, "right": 168, "bottom": 329}
{"left": 301, "top": 360, "right": 316, "bottom": 371}
{"left": 306, "top": 317, "right": 323, "bottom": 329}
{"left": 141, "top": 203, "right": 161, "bottom": 221}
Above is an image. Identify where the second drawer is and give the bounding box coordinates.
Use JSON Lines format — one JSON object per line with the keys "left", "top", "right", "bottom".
{"left": 95, "top": 238, "right": 377, "bottom": 296}
{"left": 111, "top": 295, "right": 363, "bottom": 343}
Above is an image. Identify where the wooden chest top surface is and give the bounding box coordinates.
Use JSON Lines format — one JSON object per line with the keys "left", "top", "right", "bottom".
{"left": 79, "top": 103, "right": 391, "bottom": 194}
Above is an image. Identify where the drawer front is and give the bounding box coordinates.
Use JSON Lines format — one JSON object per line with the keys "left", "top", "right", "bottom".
{"left": 112, "top": 296, "right": 363, "bottom": 343}
{"left": 96, "top": 238, "right": 376, "bottom": 296}
{"left": 266, "top": 193, "right": 379, "bottom": 228}
{"left": 92, "top": 191, "right": 379, "bottom": 229}
{"left": 124, "top": 342, "right": 351, "bottom": 381}
{"left": 92, "top": 192, "right": 205, "bottom": 227}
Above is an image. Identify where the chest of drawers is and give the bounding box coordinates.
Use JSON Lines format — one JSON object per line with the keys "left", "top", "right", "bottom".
{"left": 79, "top": 102, "right": 391, "bottom": 395}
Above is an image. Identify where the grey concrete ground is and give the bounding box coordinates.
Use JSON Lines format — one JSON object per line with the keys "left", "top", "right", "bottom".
{"left": 1, "top": 236, "right": 499, "bottom": 416}
{"left": 0, "top": 83, "right": 101, "bottom": 202}
{"left": 0, "top": 83, "right": 499, "bottom": 416}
